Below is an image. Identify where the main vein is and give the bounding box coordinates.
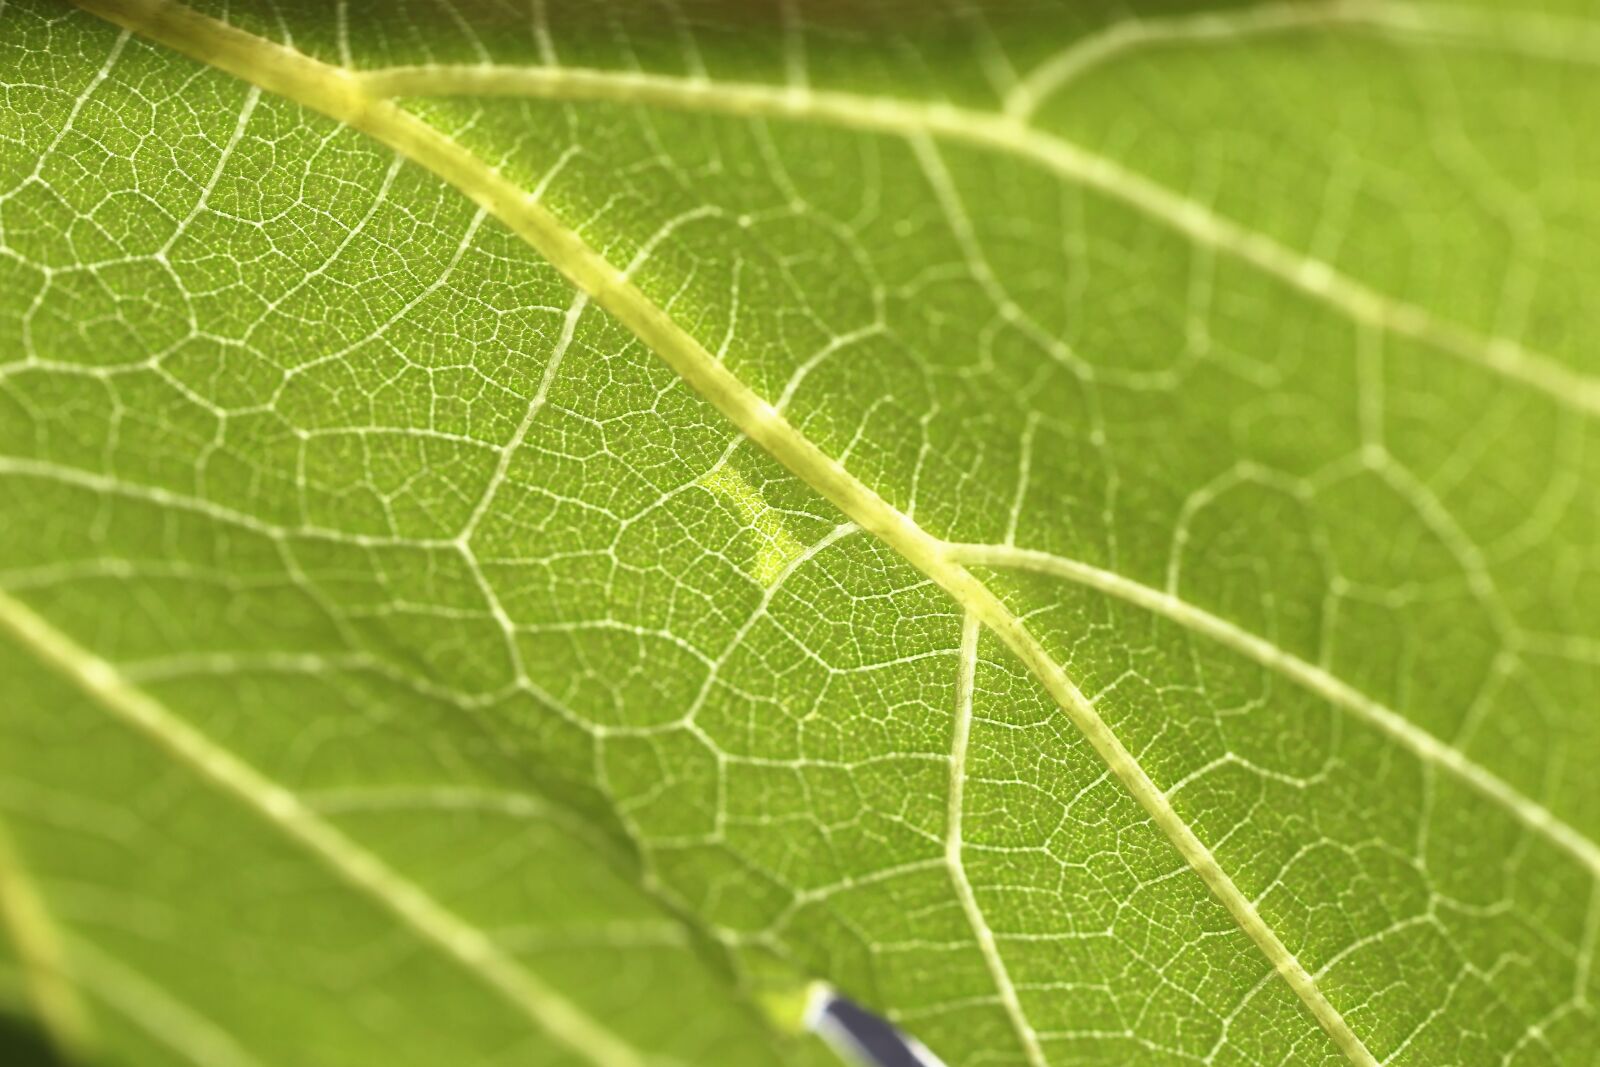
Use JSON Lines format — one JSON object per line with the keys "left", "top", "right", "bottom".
{"left": 65, "top": 1, "right": 1383, "bottom": 1061}
{"left": 0, "top": 587, "right": 653, "bottom": 1067}
{"left": 344, "top": 0, "right": 1600, "bottom": 881}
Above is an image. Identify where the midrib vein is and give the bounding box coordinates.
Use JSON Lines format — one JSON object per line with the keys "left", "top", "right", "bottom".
{"left": 0, "top": 588, "right": 651, "bottom": 1067}
{"left": 66, "top": 1, "right": 1381, "bottom": 1062}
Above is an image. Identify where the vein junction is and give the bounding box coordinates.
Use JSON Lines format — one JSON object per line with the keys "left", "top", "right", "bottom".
{"left": 63, "top": 0, "right": 1394, "bottom": 1061}
{"left": 47, "top": 0, "right": 1600, "bottom": 1063}
{"left": 349, "top": 15, "right": 1600, "bottom": 419}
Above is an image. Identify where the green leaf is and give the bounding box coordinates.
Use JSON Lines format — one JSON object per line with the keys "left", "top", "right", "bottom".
{"left": 2, "top": 1, "right": 1597, "bottom": 1064}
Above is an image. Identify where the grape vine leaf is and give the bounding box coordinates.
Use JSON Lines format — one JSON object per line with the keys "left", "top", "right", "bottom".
{"left": 1, "top": 1, "right": 1598, "bottom": 1065}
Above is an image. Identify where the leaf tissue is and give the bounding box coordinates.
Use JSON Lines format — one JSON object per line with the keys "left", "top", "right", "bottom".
{"left": 1, "top": 1, "right": 1597, "bottom": 1065}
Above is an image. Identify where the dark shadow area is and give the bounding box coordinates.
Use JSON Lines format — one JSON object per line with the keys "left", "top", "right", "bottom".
{"left": 0, "top": 1012, "right": 64, "bottom": 1067}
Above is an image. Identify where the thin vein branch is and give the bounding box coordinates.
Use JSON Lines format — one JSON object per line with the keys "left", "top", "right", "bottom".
{"left": 349, "top": 33, "right": 1600, "bottom": 418}
{"left": 948, "top": 613, "right": 1048, "bottom": 1067}
{"left": 948, "top": 541, "right": 1600, "bottom": 881}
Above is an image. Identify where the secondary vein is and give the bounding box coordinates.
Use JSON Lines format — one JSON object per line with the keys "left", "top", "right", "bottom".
{"left": 64, "top": 936, "right": 267, "bottom": 1067}
{"left": 349, "top": 57, "right": 1600, "bottom": 420}
{"left": 0, "top": 587, "right": 653, "bottom": 1067}
{"left": 947, "top": 613, "right": 1047, "bottom": 1067}
{"left": 66, "top": 0, "right": 1381, "bottom": 1061}
{"left": 950, "top": 541, "right": 1600, "bottom": 881}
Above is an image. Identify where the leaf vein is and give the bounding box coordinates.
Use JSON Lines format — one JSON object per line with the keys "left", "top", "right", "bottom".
{"left": 351, "top": 45, "right": 1600, "bottom": 419}
{"left": 56, "top": 2, "right": 1426, "bottom": 1062}
{"left": 948, "top": 613, "right": 1048, "bottom": 1067}
{"left": 947, "top": 541, "right": 1600, "bottom": 879}
{"left": 0, "top": 586, "right": 656, "bottom": 1067}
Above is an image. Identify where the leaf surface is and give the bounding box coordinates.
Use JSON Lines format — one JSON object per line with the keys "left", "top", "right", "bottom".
{"left": 1, "top": 1, "right": 1597, "bottom": 1065}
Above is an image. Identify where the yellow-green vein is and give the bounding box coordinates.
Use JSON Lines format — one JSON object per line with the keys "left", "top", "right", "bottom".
{"left": 64, "top": 1, "right": 1381, "bottom": 1061}
{"left": 0, "top": 586, "right": 652, "bottom": 1067}
{"left": 350, "top": 43, "right": 1600, "bottom": 420}
{"left": 0, "top": 817, "right": 94, "bottom": 1062}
